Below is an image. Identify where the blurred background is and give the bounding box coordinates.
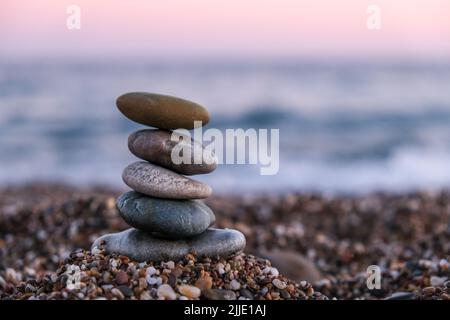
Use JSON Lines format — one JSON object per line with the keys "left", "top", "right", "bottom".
{"left": 1, "top": 0, "right": 449, "bottom": 193}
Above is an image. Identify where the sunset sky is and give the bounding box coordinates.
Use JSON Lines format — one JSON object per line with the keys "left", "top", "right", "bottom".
{"left": 1, "top": 0, "right": 449, "bottom": 60}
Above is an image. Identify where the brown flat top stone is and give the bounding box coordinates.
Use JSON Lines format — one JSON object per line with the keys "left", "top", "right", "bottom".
{"left": 116, "top": 92, "right": 210, "bottom": 130}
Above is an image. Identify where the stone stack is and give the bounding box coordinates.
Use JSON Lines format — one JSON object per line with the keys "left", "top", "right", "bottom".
{"left": 92, "top": 92, "right": 246, "bottom": 261}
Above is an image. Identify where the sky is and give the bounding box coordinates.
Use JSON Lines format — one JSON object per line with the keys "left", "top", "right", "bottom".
{"left": 1, "top": 0, "right": 449, "bottom": 60}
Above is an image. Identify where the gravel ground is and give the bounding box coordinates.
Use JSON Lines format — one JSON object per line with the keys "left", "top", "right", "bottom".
{"left": 1, "top": 184, "right": 450, "bottom": 300}
{"left": 4, "top": 249, "right": 323, "bottom": 300}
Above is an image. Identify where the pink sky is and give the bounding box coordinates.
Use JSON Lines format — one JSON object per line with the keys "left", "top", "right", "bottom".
{"left": 1, "top": 0, "right": 449, "bottom": 60}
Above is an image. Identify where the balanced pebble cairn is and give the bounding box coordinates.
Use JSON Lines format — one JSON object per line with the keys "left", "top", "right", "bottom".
{"left": 92, "top": 92, "right": 246, "bottom": 262}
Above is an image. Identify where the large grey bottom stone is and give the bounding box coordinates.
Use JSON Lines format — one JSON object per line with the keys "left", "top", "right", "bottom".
{"left": 91, "top": 228, "right": 246, "bottom": 262}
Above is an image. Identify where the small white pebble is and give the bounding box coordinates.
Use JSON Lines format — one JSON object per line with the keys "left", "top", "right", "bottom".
{"left": 146, "top": 266, "right": 157, "bottom": 276}
{"left": 179, "top": 295, "right": 189, "bottom": 300}
{"left": 439, "top": 259, "right": 449, "bottom": 269}
{"left": 24, "top": 267, "right": 36, "bottom": 277}
{"left": 430, "top": 276, "right": 447, "bottom": 287}
{"left": 91, "top": 247, "right": 101, "bottom": 255}
{"left": 217, "top": 263, "right": 225, "bottom": 275}
{"left": 157, "top": 284, "right": 177, "bottom": 300}
{"left": 272, "top": 278, "right": 287, "bottom": 290}
{"left": 166, "top": 261, "right": 175, "bottom": 269}
{"left": 230, "top": 279, "right": 241, "bottom": 290}
{"left": 270, "top": 267, "right": 279, "bottom": 277}
{"left": 146, "top": 276, "right": 158, "bottom": 286}
{"left": 110, "top": 260, "right": 118, "bottom": 268}
{"left": 262, "top": 267, "right": 271, "bottom": 274}
{"left": 102, "top": 284, "right": 113, "bottom": 291}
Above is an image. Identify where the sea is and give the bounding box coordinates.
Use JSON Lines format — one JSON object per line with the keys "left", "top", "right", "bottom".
{"left": 1, "top": 59, "right": 450, "bottom": 193}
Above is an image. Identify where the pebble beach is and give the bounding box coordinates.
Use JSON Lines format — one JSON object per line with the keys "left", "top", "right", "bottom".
{"left": 2, "top": 0, "right": 450, "bottom": 308}
{"left": 1, "top": 184, "right": 449, "bottom": 300}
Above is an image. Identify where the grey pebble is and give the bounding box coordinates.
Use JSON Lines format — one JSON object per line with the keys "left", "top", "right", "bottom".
{"left": 117, "top": 191, "right": 215, "bottom": 238}
{"left": 122, "top": 161, "right": 212, "bottom": 199}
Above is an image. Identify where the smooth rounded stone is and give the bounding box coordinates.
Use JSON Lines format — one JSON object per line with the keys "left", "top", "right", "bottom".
{"left": 91, "top": 228, "right": 246, "bottom": 262}
{"left": 117, "top": 191, "right": 215, "bottom": 238}
{"left": 202, "top": 289, "right": 237, "bottom": 300}
{"left": 122, "top": 161, "right": 212, "bottom": 199}
{"left": 128, "top": 129, "right": 217, "bottom": 175}
{"left": 255, "top": 249, "right": 322, "bottom": 284}
{"left": 116, "top": 92, "right": 210, "bottom": 130}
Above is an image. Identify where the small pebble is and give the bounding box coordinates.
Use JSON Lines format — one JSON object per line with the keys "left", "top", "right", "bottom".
{"left": 422, "top": 287, "right": 436, "bottom": 295}
{"left": 203, "top": 289, "right": 237, "bottom": 300}
{"left": 272, "top": 279, "right": 287, "bottom": 290}
{"left": 430, "top": 276, "right": 447, "bottom": 287}
{"left": 138, "top": 278, "right": 147, "bottom": 290}
{"left": 146, "top": 267, "right": 157, "bottom": 276}
{"left": 115, "top": 271, "right": 129, "bottom": 285}
{"left": 111, "top": 288, "right": 125, "bottom": 300}
{"left": 239, "top": 288, "right": 254, "bottom": 300}
{"left": 270, "top": 268, "right": 280, "bottom": 277}
{"left": 230, "top": 279, "right": 241, "bottom": 290}
{"left": 195, "top": 274, "right": 213, "bottom": 291}
{"left": 280, "top": 290, "right": 291, "bottom": 299}
{"left": 118, "top": 285, "right": 133, "bottom": 297}
{"left": 157, "top": 284, "right": 177, "bottom": 300}
{"left": 140, "top": 290, "right": 152, "bottom": 300}
{"left": 178, "top": 285, "right": 201, "bottom": 299}
{"left": 217, "top": 263, "right": 225, "bottom": 275}
{"left": 146, "top": 276, "right": 158, "bottom": 286}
